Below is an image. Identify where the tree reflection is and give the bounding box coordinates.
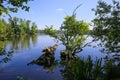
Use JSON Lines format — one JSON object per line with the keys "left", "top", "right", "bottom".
{"left": 27, "top": 45, "right": 120, "bottom": 80}
{"left": 31, "top": 35, "right": 37, "bottom": 46}
{"left": 9, "top": 35, "right": 37, "bottom": 51}
{"left": 0, "top": 48, "right": 14, "bottom": 63}
{"left": 0, "top": 35, "right": 37, "bottom": 63}
{"left": 0, "top": 41, "right": 14, "bottom": 63}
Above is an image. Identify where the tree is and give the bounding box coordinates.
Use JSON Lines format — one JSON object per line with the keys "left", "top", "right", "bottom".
{"left": 0, "top": 0, "right": 32, "bottom": 16}
{"left": 44, "top": 25, "right": 57, "bottom": 37}
{"left": 3, "top": 17, "right": 38, "bottom": 36}
{"left": 44, "top": 13, "right": 90, "bottom": 57}
{"left": 8, "top": 17, "right": 19, "bottom": 34}
{"left": 0, "top": 19, "right": 8, "bottom": 40}
{"left": 0, "top": 19, "right": 7, "bottom": 34}
{"left": 58, "top": 15, "right": 90, "bottom": 56}
{"left": 31, "top": 22, "right": 37, "bottom": 34}
{"left": 92, "top": 0, "right": 120, "bottom": 53}
{"left": 25, "top": 20, "right": 31, "bottom": 34}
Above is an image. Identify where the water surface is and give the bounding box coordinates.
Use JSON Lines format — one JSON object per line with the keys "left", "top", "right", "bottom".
{"left": 0, "top": 34, "right": 105, "bottom": 80}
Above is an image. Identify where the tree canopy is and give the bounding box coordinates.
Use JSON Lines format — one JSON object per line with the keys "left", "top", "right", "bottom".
{"left": 58, "top": 15, "right": 90, "bottom": 55}
{"left": 0, "top": 0, "right": 32, "bottom": 16}
{"left": 0, "top": 17, "right": 38, "bottom": 41}
{"left": 92, "top": 0, "right": 120, "bottom": 53}
{"left": 44, "top": 25, "right": 57, "bottom": 37}
{"left": 44, "top": 14, "right": 90, "bottom": 56}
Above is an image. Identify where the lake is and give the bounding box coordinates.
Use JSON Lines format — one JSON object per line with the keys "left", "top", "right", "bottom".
{"left": 0, "top": 34, "right": 106, "bottom": 80}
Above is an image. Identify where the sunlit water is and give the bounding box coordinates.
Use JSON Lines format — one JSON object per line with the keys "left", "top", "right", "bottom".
{"left": 0, "top": 34, "right": 106, "bottom": 80}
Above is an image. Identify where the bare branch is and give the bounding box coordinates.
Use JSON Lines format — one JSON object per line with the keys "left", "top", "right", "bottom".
{"left": 72, "top": 4, "right": 82, "bottom": 16}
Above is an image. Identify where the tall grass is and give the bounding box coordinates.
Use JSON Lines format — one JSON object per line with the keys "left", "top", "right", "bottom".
{"left": 61, "top": 56, "right": 103, "bottom": 80}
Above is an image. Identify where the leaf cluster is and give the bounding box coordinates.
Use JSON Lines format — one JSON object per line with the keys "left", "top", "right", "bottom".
{"left": 44, "top": 15, "right": 90, "bottom": 55}
{"left": 0, "top": 17, "right": 38, "bottom": 41}
{"left": 59, "top": 15, "right": 90, "bottom": 55}
{"left": 92, "top": 0, "right": 120, "bottom": 53}
{"left": 0, "top": 0, "right": 33, "bottom": 16}
{"left": 44, "top": 25, "right": 57, "bottom": 38}
{"left": 60, "top": 56, "right": 103, "bottom": 80}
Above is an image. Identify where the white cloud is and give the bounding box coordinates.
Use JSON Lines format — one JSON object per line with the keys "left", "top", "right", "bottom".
{"left": 56, "top": 8, "right": 64, "bottom": 12}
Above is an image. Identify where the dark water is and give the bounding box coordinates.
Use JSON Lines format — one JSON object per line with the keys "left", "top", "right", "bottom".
{"left": 0, "top": 34, "right": 105, "bottom": 80}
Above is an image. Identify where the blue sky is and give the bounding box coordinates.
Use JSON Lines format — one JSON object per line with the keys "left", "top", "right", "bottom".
{"left": 9, "top": 0, "right": 111, "bottom": 29}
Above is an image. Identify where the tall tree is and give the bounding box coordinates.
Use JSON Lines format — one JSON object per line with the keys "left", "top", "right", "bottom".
{"left": 31, "top": 22, "right": 37, "bottom": 34}
{"left": 26, "top": 20, "right": 31, "bottom": 34}
{"left": 7, "top": 17, "right": 37, "bottom": 36}
{"left": 8, "top": 17, "right": 19, "bottom": 34}
{"left": 92, "top": 0, "right": 120, "bottom": 53}
{"left": 44, "top": 15, "right": 90, "bottom": 57}
{"left": 0, "top": 0, "right": 32, "bottom": 16}
{"left": 59, "top": 15, "right": 90, "bottom": 56}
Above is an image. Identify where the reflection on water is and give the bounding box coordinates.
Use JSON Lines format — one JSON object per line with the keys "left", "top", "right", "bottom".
{"left": 0, "top": 34, "right": 62, "bottom": 80}
{"left": 8, "top": 35, "right": 38, "bottom": 51}
{"left": 0, "top": 35, "right": 38, "bottom": 64}
{"left": 28, "top": 43, "right": 59, "bottom": 73}
{"left": 28, "top": 53, "right": 120, "bottom": 80}
{"left": 59, "top": 55, "right": 120, "bottom": 80}
{"left": 59, "top": 56, "right": 103, "bottom": 80}
{"left": 0, "top": 34, "right": 120, "bottom": 80}
{"left": 0, "top": 48, "right": 13, "bottom": 63}
{"left": 28, "top": 53, "right": 58, "bottom": 73}
{"left": 0, "top": 35, "right": 38, "bottom": 51}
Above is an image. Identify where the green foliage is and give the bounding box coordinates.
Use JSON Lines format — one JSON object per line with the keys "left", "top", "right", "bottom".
{"left": 61, "top": 55, "right": 120, "bottom": 80}
{"left": 59, "top": 15, "right": 90, "bottom": 55}
{"left": 0, "top": 19, "right": 6, "bottom": 34}
{"left": 92, "top": 0, "right": 120, "bottom": 53}
{"left": 43, "top": 5, "right": 91, "bottom": 56}
{"left": 104, "top": 55, "right": 120, "bottom": 79}
{"left": 30, "top": 22, "right": 38, "bottom": 34}
{"left": 44, "top": 25, "right": 57, "bottom": 37}
{"left": 0, "top": 19, "right": 8, "bottom": 40}
{"left": 0, "top": 0, "right": 33, "bottom": 16}
{"left": 0, "top": 17, "right": 38, "bottom": 41}
{"left": 60, "top": 56, "right": 103, "bottom": 80}
{"left": 44, "top": 15, "right": 90, "bottom": 56}
{"left": 8, "top": 17, "right": 37, "bottom": 35}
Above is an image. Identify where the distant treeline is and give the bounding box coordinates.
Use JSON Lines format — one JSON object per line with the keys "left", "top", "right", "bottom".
{"left": 38, "top": 29, "right": 93, "bottom": 35}
{"left": 0, "top": 17, "right": 38, "bottom": 41}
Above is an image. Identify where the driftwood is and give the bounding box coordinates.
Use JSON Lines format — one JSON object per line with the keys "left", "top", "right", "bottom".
{"left": 27, "top": 53, "right": 58, "bottom": 73}
{"left": 28, "top": 44, "right": 58, "bottom": 66}
{"left": 28, "top": 53, "right": 55, "bottom": 66}
{"left": 42, "top": 44, "right": 58, "bottom": 55}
